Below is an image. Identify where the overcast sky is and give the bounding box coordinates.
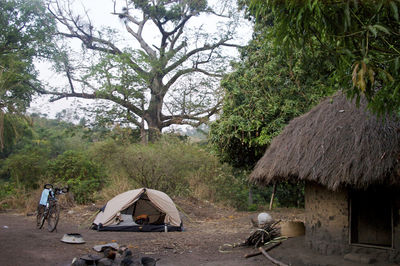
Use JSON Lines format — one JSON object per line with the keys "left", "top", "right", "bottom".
{"left": 29, "top": 0, "right": 253, "bottom": 124}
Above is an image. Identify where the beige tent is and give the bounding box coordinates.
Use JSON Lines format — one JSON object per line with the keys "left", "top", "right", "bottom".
{"left": 93, "top": 188, "right": 182, "bottom": 232}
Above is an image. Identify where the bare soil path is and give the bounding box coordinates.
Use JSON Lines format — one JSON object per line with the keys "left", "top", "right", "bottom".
{"left": 0, "top": 199, "right": 374, "bottom": 266}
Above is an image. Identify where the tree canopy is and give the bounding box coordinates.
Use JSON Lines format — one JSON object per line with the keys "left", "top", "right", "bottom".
{"left": 245, "top": 0, "right": 400, "bottom": 116}
{"left": 210, "top": 23, "right": 333, "bottom": 168}
{"left": 0, "top": 0, "right": 56, "bottom": 149}
{"left": 39, "top": 0, "right": 245, "bottom": 141}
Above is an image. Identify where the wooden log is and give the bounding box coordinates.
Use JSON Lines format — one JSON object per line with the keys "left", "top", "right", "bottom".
{"left": 244, "top": 242, "right": 281, "bottom": 258}
{"left": 258, "top": 247, "right": 288, "bottom": 266}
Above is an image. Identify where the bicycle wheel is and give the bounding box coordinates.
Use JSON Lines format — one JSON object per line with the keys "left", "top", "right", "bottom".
{"left": 36, "top": 205, "right": 45, "bottom": 229}
{"left": 47, "top": 203, "right": 60, "bottom": 232}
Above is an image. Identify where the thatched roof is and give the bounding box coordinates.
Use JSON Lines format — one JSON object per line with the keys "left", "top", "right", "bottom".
{"left": 250, "top": 92, "right": 400, "bottom": 190}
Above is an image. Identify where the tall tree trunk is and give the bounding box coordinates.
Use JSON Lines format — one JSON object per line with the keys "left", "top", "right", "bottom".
{"left": 140, "top": 98, "right": 147, "bottom": 144}
{"left": 145, "top": 78, "right": 164, "bottom": 142}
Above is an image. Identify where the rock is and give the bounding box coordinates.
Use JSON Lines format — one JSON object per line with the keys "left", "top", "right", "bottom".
{"left": 103, "top": 248, "right": 116, "bottom": 260}
{"left": 71, "top": 258, "right": 87, "bottom": 266}
{"left": 93, "top": 242, "right": 120, "bottom": 252}
{"left": 141, "top": 257, "right": 158, "bottom": 266}
{"left": 118, "top": 245, "right": 128, "bottom": 254}
{"left": 122, "top": 249, "right": 133, "bottom": 258}
{"left": 97, "top": 258, "right": 114, "bottom": 266}
{"left": 120, "top": 258, "right": 134, "bottom": 266}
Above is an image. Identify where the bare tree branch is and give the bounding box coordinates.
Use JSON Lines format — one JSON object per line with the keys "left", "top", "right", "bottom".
{"left": 161, "top": 101, "right": 221, "bottom": 128}
{"left": 164, "top": 67, "right": 223, "bottom": 91}
{"left": 43, "top": 0, "right": 244, "bottom": 138}
{"left": 123, "top": 20, "right": 157, "bottom": 58}
{"left": 48, "top": 1, "right": 149, "bottom": 77}
{"left": 163, "top": 38, "right": 235, "bottom": 75}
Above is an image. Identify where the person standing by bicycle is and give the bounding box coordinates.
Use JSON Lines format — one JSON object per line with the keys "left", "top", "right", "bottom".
{"left": 36, "top": 184, "right": 68, "bottom": 232}
{"left": 39, "top": 185, "right": 51, "bottom": 207}
{"left": 37, "top": 184, "right": 51, "bottom": 224}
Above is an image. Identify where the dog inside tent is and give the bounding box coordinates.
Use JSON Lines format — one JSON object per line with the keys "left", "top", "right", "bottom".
{"left": 92, "top": 188, "right": 182, "bottom": 232}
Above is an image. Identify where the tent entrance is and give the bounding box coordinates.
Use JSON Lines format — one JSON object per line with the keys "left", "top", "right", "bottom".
{"left": 350, "top": 189, "right": 393, "bottom": 248}
{"left": 121, "top": 194, "right": 165, "bottom": 225}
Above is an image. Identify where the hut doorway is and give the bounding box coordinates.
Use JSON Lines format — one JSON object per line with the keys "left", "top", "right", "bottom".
{"left": 350, "top": 189, "right": 393, "bottom": 247}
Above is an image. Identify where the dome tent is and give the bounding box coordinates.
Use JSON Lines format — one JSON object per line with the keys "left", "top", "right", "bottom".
{"left": 92, "top": 188, "right": 182, "bottom": 232}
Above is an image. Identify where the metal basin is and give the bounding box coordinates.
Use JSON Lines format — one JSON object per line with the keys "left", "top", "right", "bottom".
{"left": 61, "top": 233, "right": 85, "bottom": 244}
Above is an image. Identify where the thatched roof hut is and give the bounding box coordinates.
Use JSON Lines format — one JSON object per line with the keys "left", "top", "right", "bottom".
{"left": 250, "top": 92, "right": 400, "bottom": 190}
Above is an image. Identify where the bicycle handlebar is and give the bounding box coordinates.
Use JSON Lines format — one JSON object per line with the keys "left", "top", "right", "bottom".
{"left": 43, "top": 184, "right": 69, "bottom": 194}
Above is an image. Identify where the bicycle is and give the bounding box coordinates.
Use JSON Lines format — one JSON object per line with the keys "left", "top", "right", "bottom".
{"left": 36, "top": 184, "right": 68, "bottom": 232}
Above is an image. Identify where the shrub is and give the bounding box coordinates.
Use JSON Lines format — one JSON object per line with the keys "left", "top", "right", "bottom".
{"left": 47, "top": 150, "right": 104, "bottom": 204}
{"left": 1, "top": 148, "right": 47, "bottom": 189}
{"left": 90, "top": 136, "right": 250, "bottom": 208}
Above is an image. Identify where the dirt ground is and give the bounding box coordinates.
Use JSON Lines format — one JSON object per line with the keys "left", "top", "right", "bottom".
{"left": 0, "top": 198, "right": 391, "bottom": 266}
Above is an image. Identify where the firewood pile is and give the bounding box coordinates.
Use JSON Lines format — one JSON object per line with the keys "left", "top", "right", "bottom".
{"left": 243, "top": 220, "right": 281, "bottom": 248}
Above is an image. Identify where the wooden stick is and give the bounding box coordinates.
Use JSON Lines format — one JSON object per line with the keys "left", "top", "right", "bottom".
{"left": 258, "top": 247, "right": 288, "bottom": 266}
{"left": 269, "top": 183, "right": 277, "bottom": 210}
{"left": 244, "top": 242, "right": 281, "bottom": 258}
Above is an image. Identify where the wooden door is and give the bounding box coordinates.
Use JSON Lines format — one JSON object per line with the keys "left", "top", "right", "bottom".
{"left": 350, "top": 189, "right": 392, "bottom": 247}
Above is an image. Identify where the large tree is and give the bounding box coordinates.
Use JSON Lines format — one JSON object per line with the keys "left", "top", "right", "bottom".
{"left": 39, "top": 0, "right": 245, "bottom": 140}
{"left": 0, "top": 0, "right": 56, "bottom": 150}
{"left": 244, "top": 0, "right": 400, "bottom": 116}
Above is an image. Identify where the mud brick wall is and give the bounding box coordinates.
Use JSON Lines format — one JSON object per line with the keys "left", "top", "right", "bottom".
{"left": 391, "top": 194, "right": 400, "bottom": 262}
{"left": 305, "top": 182, "right": 350, "bottom": 255}
{"left": 304, "top": 181, "right": 400, "bottom": 262}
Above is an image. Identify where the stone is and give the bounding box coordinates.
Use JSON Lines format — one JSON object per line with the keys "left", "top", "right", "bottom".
{"left": 122, "top": 249, "right": 133, "bottom": 258}
{"left": 141, "top": 257, "right": 158, "bottom": 266}
{"left": 118, "top": 245, "right": 128, "bottom": 254}
{"left": 120, "top": 257, "right": 141, "bottom": 266}
{"left": 71, "top": 258, "right": 86, "bottom": 266}
{"left": 97, "top": 258, "right": 113, "bottom": 266}
{"left": 93, "top": 242, "right": 120, "bottom": 252}
{"left": 103, "top": 248, "right": 117, "bottom": 260}
{"left": 344, "top": 253, "right": 376, "bottom": 264}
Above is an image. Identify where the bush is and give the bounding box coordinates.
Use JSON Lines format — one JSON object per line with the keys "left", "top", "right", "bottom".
{"left": 90, "top": 136, "right": 251, "bottom": 208}
{"left": 47, "top": 150, "right": 104, "bottom": 204}
{"left": 1, "top": 148, "right": 47, "bottom": 189}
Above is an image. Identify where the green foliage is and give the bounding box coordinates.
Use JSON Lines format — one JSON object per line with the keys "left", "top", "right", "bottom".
{"left": 132, "top": 0, "right": 207, "bottom": 22}
{"left": 247, "top": 203, "right": 258, "bottom": 211}
{"left": 210, "top": 24, "right": 333, "bottom": 168}
{"left": 0, "top": 115, "right": 104, "bottom": 202}
{"left": 0, "top": 0, "right": 56, "bottom": 151}
{"left": 0, "top": 0, "right": 56, "bottom": 113}
{"left": 89, "top": 136, "right": 252, "bottom": 208}
{"left": 0, "top": 114, "right": 301, "bottom": 210}
{"left": 244, "top": 0, "right": 400, "bottom": 116}
{"left": 0, "top": 180, "right": 16, "bottom": 201}
{"left": 47, "top": 150, "right": 104, "bottom": 204}
{"left": 2, "top": 147, "right": 48, "bottom": 189}
{"left": 90, "top": 136, "right": 215, "bottom": 195}
{"left": 0, "top": 114, "right": 33, "bottom": 157}
{"left": 275, "top": 182, "right": 304, "bottom": 208}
